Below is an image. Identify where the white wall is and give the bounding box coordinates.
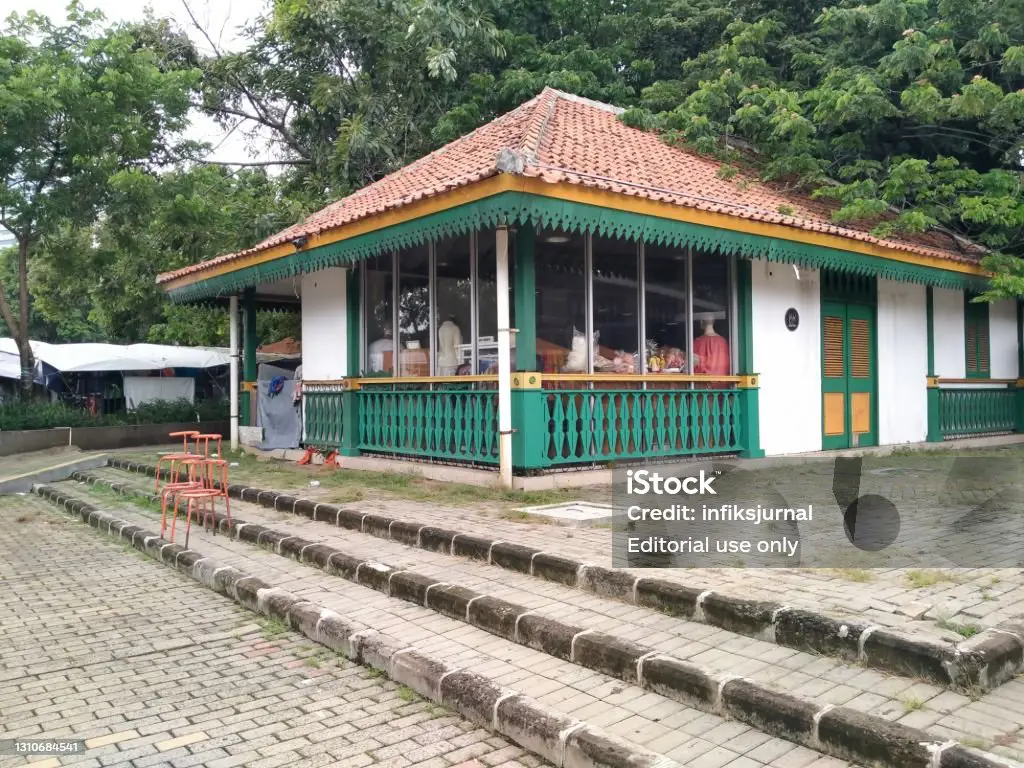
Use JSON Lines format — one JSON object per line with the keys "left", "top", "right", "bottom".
{"left": 751, "top": 260, "right": 822, "bottom": 455}
{"left": 932, "top": 287, "right": 965, "bottom": 378}
{"left": 877, "top": 279, "right": 927, "bottom": 444}
{"left": 989, "top": 299, "right": 1018, "bottom": 379}
{"left": 301, "top": 267, "right": 348, "bottom": 380}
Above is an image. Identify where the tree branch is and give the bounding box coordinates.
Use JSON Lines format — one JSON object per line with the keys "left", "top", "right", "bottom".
{"left": 195, "top": 158, "right": 311, "bottom": 167}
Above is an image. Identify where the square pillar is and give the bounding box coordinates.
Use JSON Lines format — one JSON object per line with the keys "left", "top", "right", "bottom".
{"left": 925, "top": 286, "right": 943, "bottom": 442}
{"left": 513, "top": 225, "right": 536, "bottom": 371}
{"left": 736, "top": 259, "right": 763, "bottom": 457}
{"left": 241, "top": 287, "right": 258, "bottom": 426}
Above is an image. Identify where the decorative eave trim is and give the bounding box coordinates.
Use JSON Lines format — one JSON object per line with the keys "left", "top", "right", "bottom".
{"left": 164, "top": 177, "right": 988, "bottom": 303}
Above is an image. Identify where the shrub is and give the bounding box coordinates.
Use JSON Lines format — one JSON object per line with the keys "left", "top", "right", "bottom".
{"left": 0, "top": 398, "right": 228, "bottom": 431}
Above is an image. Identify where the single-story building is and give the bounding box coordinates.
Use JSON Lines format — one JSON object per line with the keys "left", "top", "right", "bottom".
{"left": 157, "top": 88, "right": 1021, "bottom": 484}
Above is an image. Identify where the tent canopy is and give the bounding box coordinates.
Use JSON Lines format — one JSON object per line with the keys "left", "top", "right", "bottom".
{"left": 0, "top": 340, "right": 231, "bottom": 376}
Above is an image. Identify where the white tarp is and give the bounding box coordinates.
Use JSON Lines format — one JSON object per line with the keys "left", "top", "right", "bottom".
{"left": 124, "top": 376, "right": 195, "bottom": 409}
{"left": 0, "top": 351, "right": 20, "bottom": 380}
{"left": 0, "top": 339, "right": 230, "bottom": 373}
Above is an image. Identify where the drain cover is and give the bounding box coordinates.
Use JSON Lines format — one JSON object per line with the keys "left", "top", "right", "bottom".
{"left": 514, "top": 501, "right": 614, "bottom": 525}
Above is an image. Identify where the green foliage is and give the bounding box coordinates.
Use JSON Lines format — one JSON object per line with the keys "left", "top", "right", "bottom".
{"left": 0, "top": 5, "right": 199, "bottom": 387}
{"left": 0, "top": 398, "right": 227, "bottom": 431}
{"left": 10, "top": 0, "right": 1024, "bottom": 348}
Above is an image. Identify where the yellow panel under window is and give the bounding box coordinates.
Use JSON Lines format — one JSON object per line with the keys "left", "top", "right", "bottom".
{"left": 824, "top": 392, "right": 845, "bottom": 435}
{"left": 852, "top": 392, "right": 871, "bottom": 434}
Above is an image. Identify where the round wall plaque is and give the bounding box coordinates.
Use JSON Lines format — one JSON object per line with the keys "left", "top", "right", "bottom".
{"left": 785, "top": 308, "right": 800, "bottom": 331}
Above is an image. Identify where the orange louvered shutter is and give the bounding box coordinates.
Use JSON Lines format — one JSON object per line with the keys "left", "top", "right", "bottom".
{"left": 849, "top": 318, "right": 870, "bottom": 378}
{"left": 823, "top": 315, "right": 845, "bottom": 378}
{"left": 965, "top": 299, "right": 990, "bottom": 378}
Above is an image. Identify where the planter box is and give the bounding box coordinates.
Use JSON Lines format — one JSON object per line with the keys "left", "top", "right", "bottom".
{"left": 0, "top": 428, "right": 71, "bottom": 457}
{"left": 0, "top": 420, "right": 231, "bottom": 456}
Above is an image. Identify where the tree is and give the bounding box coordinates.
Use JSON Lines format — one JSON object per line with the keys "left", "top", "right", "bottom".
{"left": 0, "top": 4, "right": 199, "bottom": 395}
{"left": 616, "top": 0, "right": 1024, "bottom": 293}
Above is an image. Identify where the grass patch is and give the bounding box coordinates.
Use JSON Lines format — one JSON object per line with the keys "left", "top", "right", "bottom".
{"left": 364, "top": 667, "right": 386, "bottom": 679}
{"left": 832, "top": 568, "right": 873, "bottom": 583}
{"left": 304, "top": 656, "right": 321, "bottom": 668}
{"left": 902, "top": 696, "right": 924, "bottom": 712}
{"left": 936, "top": 617, "right": 983, "bottom": 638}
{"left": 397, "top": 685, "right": 418, "bottom": 702}
{"left": 906, "top": 570, "right": 961, "bottom": 589}
{"left": 258, "top": 617, "right": 288, "bottom": 640}
{"left": 182, "top": 450, "right": 590, "bottom": 509}
{"left": 961, "top": 737, "right": 988, "bottom": 750}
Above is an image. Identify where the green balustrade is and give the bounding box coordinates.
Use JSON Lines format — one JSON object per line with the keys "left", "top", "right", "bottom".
{"left": 939, "top": 387, "right": 1016, "bottom": 438}
{"left": 303, "top": 387, "right": 345, "bottom": 451}
{"left": 358, "top": 387, "right": 499, "bottom": 464}
{"left": 520, "top": 386, "right": 744, "bottom": 467}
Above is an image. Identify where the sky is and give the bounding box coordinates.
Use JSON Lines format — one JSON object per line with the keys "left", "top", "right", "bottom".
{"left": 7, "top": 0, "right": 276, "bottom": 165}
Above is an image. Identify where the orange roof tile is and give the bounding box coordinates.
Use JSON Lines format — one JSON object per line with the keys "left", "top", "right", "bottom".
{"left": 159, "top": 88, "right": 980, "bottom": 285}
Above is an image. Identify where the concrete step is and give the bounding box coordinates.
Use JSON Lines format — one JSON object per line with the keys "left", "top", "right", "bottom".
{"left": 43, "top": 478, "right": 868, "bottom": 768}
{"left": 99, "top": 461, "right": 1024, "bottom": 697}
{"left": 58, "top": 473, "right": 1024, "bottom": 768}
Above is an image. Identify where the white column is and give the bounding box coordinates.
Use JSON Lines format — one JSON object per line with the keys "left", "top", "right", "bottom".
{"left": 496, "top": 226, "right": 512, "bottom": 487}
{"left": 229, "top": 294, "right": 240, "bottom": 452}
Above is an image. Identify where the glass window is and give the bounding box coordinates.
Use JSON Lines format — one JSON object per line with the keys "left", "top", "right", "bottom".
{"left": 644, "top": 244, "right": 690, "bottom": 373}
{"left": 364, "top": 253, "right": 394, "bottom": 375}
{"left": 592, "top": 236, "right": 639, "bottom": 373}
{"left": 535, "top": 229, "right": 587, "bottom": 373}
{"left": 434, "top": 235, "right": 472, "bottom": 375}
{"left": 476, "top": 230, "right": 516, "bottom": 374}
{"left": 691, "top": 251, "right": 732, "bottom": 376}
{"left": 397, "top": 245, "right": 430, "bottom": 376}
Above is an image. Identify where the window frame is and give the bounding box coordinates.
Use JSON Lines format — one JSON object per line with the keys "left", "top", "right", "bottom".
{"left": 363, "top": 230, "right": 740, "bottom": 379}
{"left": 964, "top": 294, "right": 991, "bottom": 380}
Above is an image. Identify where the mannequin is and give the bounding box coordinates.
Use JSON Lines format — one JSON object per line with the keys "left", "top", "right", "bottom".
{"left": 437, "top": 316, "right": 463, "bottom": 375}
{"left": 692, "top": 316, "right": 730, "bottom": 376}
{"left": 368, "top": 327, "right": 394, "bottom": 373}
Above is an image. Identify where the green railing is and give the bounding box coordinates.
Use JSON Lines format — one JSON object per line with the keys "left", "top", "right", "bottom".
{"left": 301, "top": 374, "right": 759, "bottom": 468}
{"left": 532, "top": 385, "right": 744, "bottom": 467}
{"left": 939, "top": 385, "right": 1017, "bottom": 439}
{"left": 358, "top": 386, "right": 499, "bottom": 464}
{"left": 303, "top": 385, "right": 345, "bottom": 451}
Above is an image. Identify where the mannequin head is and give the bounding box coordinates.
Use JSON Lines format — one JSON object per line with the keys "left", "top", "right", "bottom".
{"left": 701, "top": 319, "right": 717, "bottom": 336}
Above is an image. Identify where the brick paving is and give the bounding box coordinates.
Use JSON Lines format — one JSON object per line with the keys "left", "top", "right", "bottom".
{"left": 0, "top": 495, "right": 540, "bottom": 768}
{"left": 69, "top": 469, "right": 1024, "bottom": 762}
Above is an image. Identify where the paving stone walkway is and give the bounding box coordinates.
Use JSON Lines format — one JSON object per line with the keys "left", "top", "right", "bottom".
{"left": 0, "top": 495, "right": 538, "bottom": 768}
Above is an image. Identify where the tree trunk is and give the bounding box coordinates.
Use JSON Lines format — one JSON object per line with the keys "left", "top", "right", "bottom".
{"left": 16, "top": 238, "right": 34, "bottom": 399}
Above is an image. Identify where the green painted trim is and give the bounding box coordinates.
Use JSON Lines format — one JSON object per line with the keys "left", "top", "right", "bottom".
{"left": 737, "top": 259, "right": 754, "bottom": 374}
{"left": 513, "top": 227, "right": 536, "bottom": 371}
{"left": 1017, "top": 299, "right": 1023, "bottom": 379}
{"left": 926, "top": 287, "right": 942, "bottom": 442}
{"left": 927, "top": 387, "right": 943, "bottom": 442}
{"left": 243, "top": 288, "right": 258, "bottom": 380}
{"left": 346, "top": 267, "right": 360, "bottom": 377}
{"left": 168, "top": 193, "right": 988, "bottom": 302}
{"left": 926, "top": 286, "right": 935, "bottom": 378}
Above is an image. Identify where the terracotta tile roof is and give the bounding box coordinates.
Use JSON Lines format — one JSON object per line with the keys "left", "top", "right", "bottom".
{"left": 159, "top": 88, "right": 980, "bottom": 285}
